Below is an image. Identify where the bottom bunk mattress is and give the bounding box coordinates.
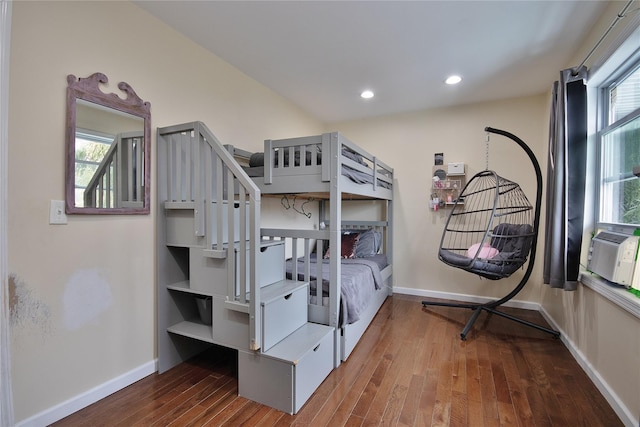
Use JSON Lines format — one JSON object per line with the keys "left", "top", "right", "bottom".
{"left": 285, "top": 254, "right": 387, "bottom": 327}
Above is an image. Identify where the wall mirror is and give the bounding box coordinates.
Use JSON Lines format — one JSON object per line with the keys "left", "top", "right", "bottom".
{"left": 65, "top": 72, "right": 151, "bottom": 214}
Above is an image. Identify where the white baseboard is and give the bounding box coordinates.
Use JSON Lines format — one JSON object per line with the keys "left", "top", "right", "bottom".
{"left": 538, "top": 306, "right": 637, "bottom": 427}
{"left": 392, "top": 286, "right": 540, "bottom": 311}
{"left": 15, "top": 359, "right": 157, "bottom": 427}
{"left": 393, "top": 287, "right": 637, "bottom": 427}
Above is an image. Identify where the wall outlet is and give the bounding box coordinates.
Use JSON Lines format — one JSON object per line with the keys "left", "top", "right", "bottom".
{"left": 49, "top": 200, "right": 67, "bottom": 225}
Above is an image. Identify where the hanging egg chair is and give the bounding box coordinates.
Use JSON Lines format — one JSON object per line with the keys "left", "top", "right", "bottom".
{"left": 438, "top": 170, "right": 535, "bottom": 280}
{"left": 422, "top": 127, "right": 560, "bottom": 340}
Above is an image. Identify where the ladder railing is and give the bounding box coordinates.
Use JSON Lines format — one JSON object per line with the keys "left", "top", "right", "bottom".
{"left": 158, "top": 121, "right": 263, "bottom": 351}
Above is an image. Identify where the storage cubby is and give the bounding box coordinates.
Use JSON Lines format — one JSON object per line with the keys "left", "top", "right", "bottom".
{"left": 164, "top": 201, "right": 249, "bottom": 248}
{"left": 167, "top": 288, "right": 213, "bottom": 343}
{"left": 165, "top": 283, "right": 214, "bottom": 342}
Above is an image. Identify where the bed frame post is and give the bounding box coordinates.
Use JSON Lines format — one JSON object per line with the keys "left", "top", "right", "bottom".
{"left": 327, "top": 132, "right": 342, "bottom": 367}
{"left": 387, "top": 198, "right": 393, "bottom": 295}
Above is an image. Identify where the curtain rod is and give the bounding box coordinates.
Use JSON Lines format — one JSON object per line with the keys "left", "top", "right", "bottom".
{"left": 572, "top": 0, "right": 636, "bottom": 75}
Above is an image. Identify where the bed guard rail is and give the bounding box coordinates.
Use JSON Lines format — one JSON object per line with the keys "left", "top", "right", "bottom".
{"left": 260, "top": 222, "right": 391, "bottom": 325}
{"left": 260, "top": 228, "right": 339, "bottom": 326}
{"left": 336, "top": 134, "right": 394, "bottom": 192}
{"left": 264, "top": 133, "right": 394, "bottom": 190}
{"left": 232, "top": 132, "right": 393, "bottom": 196}
{"left": 158, "top": 121, "right": 263, "bottom": 351}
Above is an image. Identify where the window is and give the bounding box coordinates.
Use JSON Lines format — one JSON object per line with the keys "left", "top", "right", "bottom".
{"left": 597, "top": 62, "right": 640, "bottom": 227}
{"left": 75, "top": 129, "right": 114, "bottom": 208}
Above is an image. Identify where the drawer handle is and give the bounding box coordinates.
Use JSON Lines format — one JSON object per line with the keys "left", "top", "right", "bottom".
{"left": 233, "top": 202, "right": 240, "bottom": 208}
{"left": 284, "top": 293, "right": 292, "bottom": 300}
{"left": 313, "top": 344, "right": 321, "bottom": 352}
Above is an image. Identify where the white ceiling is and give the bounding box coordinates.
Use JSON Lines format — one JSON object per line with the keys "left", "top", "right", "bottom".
{"left": 135, "top": 1, "right": 610, "bottom": 124}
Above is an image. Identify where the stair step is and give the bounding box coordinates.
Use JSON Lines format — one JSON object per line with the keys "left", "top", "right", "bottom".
{"left": 261, "top": 280, "right": 309, "bottom": 351}
{"left": 238, "top": 323, "right": 334, "bottom": 414}
{"left": 164, "top": 201, "right": 196, "bottom": 209}
{"left": 262, "top": 322, "right": 334, "bottom": 362}
{"left": 260, "top": 279, "right": 308, "bottom": 304}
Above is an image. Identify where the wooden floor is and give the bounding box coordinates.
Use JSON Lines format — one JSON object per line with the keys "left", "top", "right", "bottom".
{"left": 52, "top": 294, "right": 622, "bottom": 426}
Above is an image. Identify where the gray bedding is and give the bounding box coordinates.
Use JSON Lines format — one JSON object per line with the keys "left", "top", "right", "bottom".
{"left": 286, "top": 254, "right": 387, "bottom": 326}
{"left": 342, "top": 165, "right": 392, "bottom": 189}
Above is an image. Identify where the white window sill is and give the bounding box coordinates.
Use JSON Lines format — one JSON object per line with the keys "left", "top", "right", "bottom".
{"left": 579, "top": 272, "right": 640, "bottom": 319}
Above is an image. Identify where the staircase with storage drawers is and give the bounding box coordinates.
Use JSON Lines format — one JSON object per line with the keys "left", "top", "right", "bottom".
{"left": 156, "top": 122, "right": 334, "bottom": 414}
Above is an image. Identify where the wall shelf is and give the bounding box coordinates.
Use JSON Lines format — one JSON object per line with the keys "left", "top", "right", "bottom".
{"left": 432, "top": 164, "right": 466, "bottom": 208}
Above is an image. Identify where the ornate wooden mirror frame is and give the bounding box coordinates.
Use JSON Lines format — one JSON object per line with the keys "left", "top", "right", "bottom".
{"left": 65, "top": 72, "right": 151, "bottom": 214}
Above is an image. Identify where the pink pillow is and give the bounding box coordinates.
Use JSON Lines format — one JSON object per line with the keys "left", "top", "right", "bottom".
{"left": 467, "top": 242, "right": 499, "bottom": 259}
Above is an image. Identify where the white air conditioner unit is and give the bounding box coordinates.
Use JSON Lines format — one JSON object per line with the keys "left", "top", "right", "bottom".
{"left": 587, "top": 231, "right": 639, "bottom": 287}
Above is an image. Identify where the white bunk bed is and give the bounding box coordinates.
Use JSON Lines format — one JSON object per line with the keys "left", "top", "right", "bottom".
{"left": 156, "top": 123, "right": 393, "bottom": 414}
{"left": 234, "top": 131, "right": 394, "bottom": 362}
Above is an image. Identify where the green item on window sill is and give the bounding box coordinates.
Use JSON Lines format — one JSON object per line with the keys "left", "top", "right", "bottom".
{"left": 629, "top": 287, "right": 640, "bottom": 298}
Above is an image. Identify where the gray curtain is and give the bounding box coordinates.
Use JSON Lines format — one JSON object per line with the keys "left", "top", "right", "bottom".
{"left": 543, "top": 67, "right": 588, "bottom": 291}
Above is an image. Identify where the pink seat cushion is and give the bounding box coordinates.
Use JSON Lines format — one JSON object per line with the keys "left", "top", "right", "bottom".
{"left": 467, "top": 242, "right": 499, "bottom": 259}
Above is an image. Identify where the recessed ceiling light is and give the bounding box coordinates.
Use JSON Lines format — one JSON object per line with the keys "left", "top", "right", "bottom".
{"left": 361, "top": 90, "right": 374, "bottom": 99}
{"left": 445, "top": 75, "right": 462, "bottom": 85}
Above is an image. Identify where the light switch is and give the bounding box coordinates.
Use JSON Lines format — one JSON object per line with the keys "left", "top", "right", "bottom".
{"left": 49, "top": 200, "right": 67, "bottom": 225}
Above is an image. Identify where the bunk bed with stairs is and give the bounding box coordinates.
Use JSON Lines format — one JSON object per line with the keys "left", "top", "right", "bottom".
{"left": 156, "top": 121, "right": 393, "bottom": 414}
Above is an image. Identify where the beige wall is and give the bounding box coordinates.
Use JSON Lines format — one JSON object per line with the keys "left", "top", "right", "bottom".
{"left": 8, "top": 1, "right": 321, "bottom": 422}
{"left": 333, "top": 94, "right": 549, "bottom": 303}
{"left": 336, "top": 93, "right": 639, "bottom": 425}
{"left": 8, "top": 0, "right": 639, "bottom": 425}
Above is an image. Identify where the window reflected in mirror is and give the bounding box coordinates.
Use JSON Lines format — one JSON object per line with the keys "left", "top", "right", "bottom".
{"left": 74, "top": 100, "right": 144, "bottom": 209}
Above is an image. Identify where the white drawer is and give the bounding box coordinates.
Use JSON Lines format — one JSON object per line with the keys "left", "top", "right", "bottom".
{"left": 292, "top": 325, "right": 334, "bottom": 411}
{"left": 238, "top": 323, "right": 334, "bottom": 414}
{"left": 189, "top": 241, "right": 285, "bottom": 295}
{"left": 261, "top": 283, "right": 307, "bottom": 351}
